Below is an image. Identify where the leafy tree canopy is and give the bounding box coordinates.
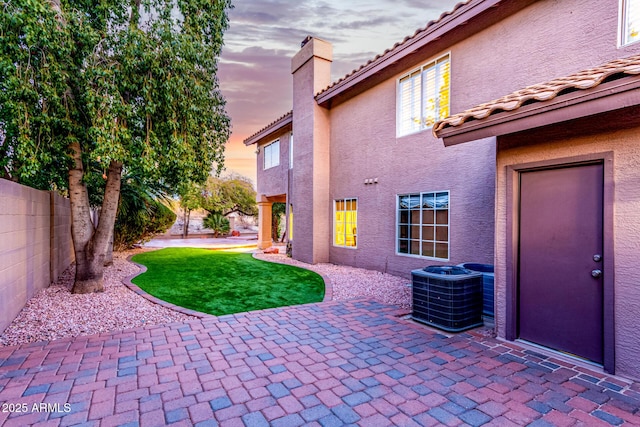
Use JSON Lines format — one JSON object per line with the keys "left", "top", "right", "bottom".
{"left": 200, "top": 175, "right": 257, "bottom": 217}
{"left": 0, "top": 0, "right": 232, "bottom": 292}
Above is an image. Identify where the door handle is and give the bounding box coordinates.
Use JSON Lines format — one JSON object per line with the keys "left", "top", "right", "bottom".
{"left": 591, "top": 269, "right": 602, "bottom": 278}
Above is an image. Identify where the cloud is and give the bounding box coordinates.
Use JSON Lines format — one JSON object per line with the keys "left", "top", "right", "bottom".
{"left": 220, "top": 0, "right": 461, "bottom": 180}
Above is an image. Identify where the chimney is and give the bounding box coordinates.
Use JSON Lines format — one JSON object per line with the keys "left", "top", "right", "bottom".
{"left": 290, "top": 37, "right": 332, "bottom": 264}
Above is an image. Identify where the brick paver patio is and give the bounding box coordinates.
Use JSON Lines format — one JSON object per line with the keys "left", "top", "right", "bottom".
{"left": 1, "top": 299, "right": 639, "bottom": 426}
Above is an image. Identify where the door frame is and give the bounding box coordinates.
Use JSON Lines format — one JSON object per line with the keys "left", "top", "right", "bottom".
{"left": 504, "top": 152, "right": 615, "bottom": 373}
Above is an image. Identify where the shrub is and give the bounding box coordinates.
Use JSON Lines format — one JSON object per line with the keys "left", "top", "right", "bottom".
{"left": 203, "top": 212, "right": 230, "bottom": 237}
{"left": 114, "top": 198, "right": 176, "bottom": 250}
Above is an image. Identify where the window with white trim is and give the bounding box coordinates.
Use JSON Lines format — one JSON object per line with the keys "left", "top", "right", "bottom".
{"left": 289, "top": 133, "right": 293, "bottom": 169}
{"left": 263, "top": 140, "right": 280, "bottom": 170}
{"left": 334, "top": 198, "right": 357, "bottom": 248}
{"left": 397, "top": 191, "right": 449, "bottom": 259}
{"left": 621, "top": 0, "right": 640, "bottom": 46}
{"left": 397, "top": 54, "right": 450, "bottom": 136}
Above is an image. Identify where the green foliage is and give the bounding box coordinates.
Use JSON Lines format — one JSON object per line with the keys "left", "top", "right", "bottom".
{"left": 202, "top": 212, "right": 230, "bottom": 237}
{"left": 200, "top": 175, "right": 258, "bottom": 217}
{"left": 131, "top": 248, "right": 325, "bottom": 315}
{"left": 0, "top": 0, "right": 231, "bottom": 199}
{"left": 114, "top": 199, "right": 175, "bottom": 250}
{"left": 113, "top": 175, "right": 176, "bottom": 250}
{"left": 272, "top": 202, "right": 286, "bottom": 241}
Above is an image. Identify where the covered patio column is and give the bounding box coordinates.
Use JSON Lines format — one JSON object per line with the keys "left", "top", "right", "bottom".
{"left": 257, "top": 196, "right": 273, "bottom": 250}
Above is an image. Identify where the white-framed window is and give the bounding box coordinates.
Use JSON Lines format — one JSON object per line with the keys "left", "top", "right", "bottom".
{"left": 289, "top": 133, "right": 293, "bottom": 169}
{"left": 397, "top": 54, "right": 450, "bottom": 137}
{"left": 263, "top": 139, "right": 280, "bottom": 170}
{"left": 621, "top": 0, "right": 640, "bottom": 46}
{"left": 397, "top": 191, "right": 449, "bottom": 260}
{"left": 334, "top": 198, "right": 357, "bottom": 248}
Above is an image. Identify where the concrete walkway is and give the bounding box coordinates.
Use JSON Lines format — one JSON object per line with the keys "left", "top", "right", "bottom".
{"left": 142, "top": 236, "right": 259, "bottom": 251}
{"left": 1, "top": 299, "right": 639, "bottom": 426}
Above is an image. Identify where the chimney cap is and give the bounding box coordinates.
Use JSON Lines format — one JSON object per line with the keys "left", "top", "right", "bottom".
{"left": 301, "top": 35, "right": 313, "bottom": 48}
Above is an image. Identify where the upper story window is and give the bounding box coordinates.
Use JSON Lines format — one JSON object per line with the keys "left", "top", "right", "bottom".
{"left": 397, "top": 54, "right": 450, "bottom": 137}
{"left": 263, "top": 139, "right": 280, "bottom": 170}
{"left": 334, "top": 198, "right": 357, "bottom": 248}
{"left": 397, "top": 191, "right": 450, "bottom": 260}
{"left": 621, "top": 0, "right": 640, "bottom": 46}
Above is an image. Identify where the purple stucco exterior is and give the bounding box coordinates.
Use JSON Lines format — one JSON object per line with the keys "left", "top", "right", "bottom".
{"left": 248, "top": 0, "right": 640, "bottom": 379}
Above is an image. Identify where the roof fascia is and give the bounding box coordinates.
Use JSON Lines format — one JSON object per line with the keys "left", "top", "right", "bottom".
{"left": 315, "top": 0, "right": 517, "bottom": 108}
{"left": 438, "top": 77, "right": 640, "bottom": 146}
{"left": 243, "top": 113, "right": 293, "bottom": 146}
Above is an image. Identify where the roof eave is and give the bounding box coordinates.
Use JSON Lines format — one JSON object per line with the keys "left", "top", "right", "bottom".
{"left": 243, "top": 112, "right": 293, "bottom": 146}
{"left": 315, "top": 0, "right": 518, "bottom": 108}
{"left": 436, "top": 77, "right": 640, "bottom": 146}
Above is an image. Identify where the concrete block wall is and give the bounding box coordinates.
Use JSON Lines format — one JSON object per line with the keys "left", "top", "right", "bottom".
{"left": 0, "top": 179, "right": 74, "bottom": 333}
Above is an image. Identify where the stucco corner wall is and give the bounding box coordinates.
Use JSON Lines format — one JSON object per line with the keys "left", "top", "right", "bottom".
{"left": 494, "top": 126, "right": 640, "bottom": 381}
{"left": 0, "top": 179, "right": 74, "bottom": 334}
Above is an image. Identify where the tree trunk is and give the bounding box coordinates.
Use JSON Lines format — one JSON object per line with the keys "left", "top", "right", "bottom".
{"left": 68, "top": 140, "right": 122, "bottom": 293}
{"left": 104, "top": 229, "right": 114, "bottom": 266}
{"left": 182, "top": 208, "right": 191, "bottom": 238}
{"left": 271, "top": 216, "right": 280, "bottom": 241}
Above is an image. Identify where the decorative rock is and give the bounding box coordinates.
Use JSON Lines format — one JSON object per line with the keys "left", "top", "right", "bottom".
{"left": 263, "top": 247, "right": 279, "bottom": 254}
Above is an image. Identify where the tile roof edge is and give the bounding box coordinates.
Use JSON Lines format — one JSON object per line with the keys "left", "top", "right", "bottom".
{"left": 315, "top": 0, "right": 475, "bottom": 101}
{"left": 243, "top": 111, "right": 293, "bottom": 146}
{"left": 433, "top": 54, "right": 640, "bottom": 136}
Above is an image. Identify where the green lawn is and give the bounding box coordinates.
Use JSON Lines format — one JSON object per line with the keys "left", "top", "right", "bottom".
{"left": 131, "top": 248, "right": 325, "bottom": 315}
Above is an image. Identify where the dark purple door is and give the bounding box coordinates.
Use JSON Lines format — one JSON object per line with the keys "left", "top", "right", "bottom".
{"left": 518, "top": 163, "right": 603, "bottom": 364}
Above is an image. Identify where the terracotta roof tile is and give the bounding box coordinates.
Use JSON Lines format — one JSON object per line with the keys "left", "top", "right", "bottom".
{"left": 433, "top": 54, "right": 640, "bottom": 134}
{"left": 315, "top": 0, "right": 472, "bottom": 98}
{"left": 243, "top": 111, "right": 293, "bottom": 146}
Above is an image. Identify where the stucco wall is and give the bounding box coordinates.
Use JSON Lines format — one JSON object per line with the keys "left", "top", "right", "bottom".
{"left": 323, "top": 0, "right": 640, "bottom": 277}
{"left": 256, "top": 130, "right": 291, "bottom": 198}
{"left": 328, "top": 77, "right": 496, "bottom": 277}
{"left": 0, "top": 180, "right": 74, "bottom": 333}
{"left": 495, "top": 126, "right": 640, "bottom": 381}
{"left": 450, "top": 0, "right": 640, "bottom": 114}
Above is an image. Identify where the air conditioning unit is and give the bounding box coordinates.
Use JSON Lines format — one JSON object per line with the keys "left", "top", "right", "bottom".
{"left": 411, "top": 266, "right": 483, "bottom": 332}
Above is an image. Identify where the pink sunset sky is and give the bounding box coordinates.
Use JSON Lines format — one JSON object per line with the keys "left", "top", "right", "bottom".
{"left": 217, "top": 0, "right": 460, "bottom": 185}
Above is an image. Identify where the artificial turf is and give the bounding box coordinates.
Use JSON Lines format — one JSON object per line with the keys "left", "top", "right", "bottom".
{"left": 131, "top": 248, "right": 325, "bottom": 315}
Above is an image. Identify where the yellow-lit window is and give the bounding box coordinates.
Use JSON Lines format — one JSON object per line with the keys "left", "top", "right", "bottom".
{"left": 288, "top": 205, "right": 293, "bottom": 241}
{"left": 622, "top": 0, "right": 640, "bottom": 46}
{"left": 334, "top": 198, "right": 357, "bottom": 248}
{"left": 398, "top": 54, "right": 450, "bottom": 136}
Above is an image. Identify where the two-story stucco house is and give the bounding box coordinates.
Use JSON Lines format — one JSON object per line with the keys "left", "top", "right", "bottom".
{"left": 245, "top": 0, "right": 640, "bottom": 380}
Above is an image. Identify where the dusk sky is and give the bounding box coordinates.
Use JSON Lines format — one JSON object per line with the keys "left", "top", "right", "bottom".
{"left": 217, "top": 0, "right": 461, "bottom": 184}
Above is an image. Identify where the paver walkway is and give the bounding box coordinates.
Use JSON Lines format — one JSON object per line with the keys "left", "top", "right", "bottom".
{"left": 0, "top": 299, "right": 639, "bottom": 426}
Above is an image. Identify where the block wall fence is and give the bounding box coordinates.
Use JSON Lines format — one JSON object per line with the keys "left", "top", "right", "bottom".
{"left": 0, "top": 179, "right": 74, "bottom": 333}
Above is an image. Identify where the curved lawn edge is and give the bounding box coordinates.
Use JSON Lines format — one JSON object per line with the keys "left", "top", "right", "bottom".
{"left": 251, "top": 252, "right": 333, "bottom": 302}
{"left": 122, "top": 250, "right": 331, "bottom": 317}
{"left": 124, "top": 254, "right": 212, "bottom": 319}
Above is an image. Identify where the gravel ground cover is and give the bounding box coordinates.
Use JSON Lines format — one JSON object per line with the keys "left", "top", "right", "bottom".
{"left": 0, "top": 250, "right": 196, "bottom": 347}
{"left": 0, "top": 249, "right": 411, "bottom": 347}
{"left": 254, "top": 252, "right": 411, "bottom": 309}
